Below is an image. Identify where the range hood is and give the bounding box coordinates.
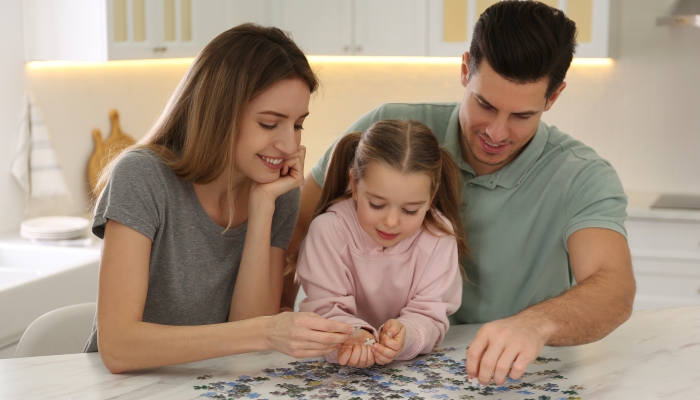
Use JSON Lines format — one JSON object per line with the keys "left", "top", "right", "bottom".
{"left": 657, "top": 0, "right": 700, "bottom": 27}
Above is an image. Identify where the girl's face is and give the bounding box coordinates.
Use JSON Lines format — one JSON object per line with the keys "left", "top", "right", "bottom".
{"left": 234, "top": 78, "right": 310, "bottom": 184}
{"left": 351, "top": 161, "right": 433, "bottom": 248}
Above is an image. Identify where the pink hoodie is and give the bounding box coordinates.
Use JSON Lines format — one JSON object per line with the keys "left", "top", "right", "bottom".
{"left": 298, "top": 197, "right": 462, "bottom": 362}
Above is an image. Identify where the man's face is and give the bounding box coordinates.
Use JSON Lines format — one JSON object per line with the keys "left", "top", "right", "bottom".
{"left": 458, "top": 54, "right": 565, "bottom": 176}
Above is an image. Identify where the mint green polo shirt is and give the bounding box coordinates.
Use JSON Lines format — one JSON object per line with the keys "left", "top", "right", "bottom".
{"left": 310, "top": 102, "right": 628, "bottom": 324}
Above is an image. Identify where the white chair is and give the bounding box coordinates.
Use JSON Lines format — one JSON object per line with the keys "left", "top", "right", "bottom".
{"left": 14, "top": 302, "right": 96, "bottom": 358}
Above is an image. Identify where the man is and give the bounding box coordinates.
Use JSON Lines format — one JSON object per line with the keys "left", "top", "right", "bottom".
{"left": 283, "top": 0, "right": 635, "bottom": 385}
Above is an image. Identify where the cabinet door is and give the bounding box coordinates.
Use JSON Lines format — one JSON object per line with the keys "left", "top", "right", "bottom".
{"left": 157, "top": 0, "right": 210, "bottom": 58}
{"left": 268, "top": 0, "right": 353, "bottom": 56}
{"left": 627, "top": 217, "right": 700, "bottom": 310}
{"left": 355, "top": 0, "right": 428, "bottom": 56}
{"left": 221, "top": 0, "right": 269, "bottom": 28}
{"left": 23, "top": 0, "right": 108, "bottom": 61}
{"left": 107, "top": 0, "right": 162, "bottom": 60}
{"left": 633, "top": 256, "right": 700, "bottom": 310}
{"left": 562, "top": 0, "right": 614, "bottom": 58}
{"left": 428, "top": 0, "right": 614, "bottom": 58}
{"left": 108, "top": 0, "right": 210, "bottom": 60}
{"left": 428, "top": 0, "right": 480, "bottom": 57}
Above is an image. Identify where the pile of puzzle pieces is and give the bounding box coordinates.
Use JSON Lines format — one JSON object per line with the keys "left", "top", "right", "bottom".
{"left": 193, "top": 347, "right": 585, "bottom": 400}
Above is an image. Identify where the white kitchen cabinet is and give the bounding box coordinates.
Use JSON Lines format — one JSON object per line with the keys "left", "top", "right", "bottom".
{"left": 265, "top": 0, "right": 353, "bottom": 55}
{"left": 428, "top": 0, "right": 617, "bottom": 58}
{"left": 23, "top": 0, "right": 228, "bottom": 61}
{"left": 23, "top": 0, "right": 428, "bottom": 60}
{"left": 626, "top": 217, "right": 700, "bottom": 310}
{"left": 25, "top": 0, "right": 614, "bottom": 61}
{"left": 267, "top": 0, "right": 427, "bottom": 56}
{"left": 354, "top": 0, "right": 427, "bottom": 56}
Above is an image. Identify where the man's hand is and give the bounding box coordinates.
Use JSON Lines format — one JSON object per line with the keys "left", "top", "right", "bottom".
{"left": 372, "top": 319, "right": 406, "bottom": 365}
{"left": 337, "top": 328, "right": 376, "bottom": 368}
{"left": 466, "top": 228, "right": 635, "bottom": 385}
{"left": 466, "top": 313, "right": 552, "bottom": 385}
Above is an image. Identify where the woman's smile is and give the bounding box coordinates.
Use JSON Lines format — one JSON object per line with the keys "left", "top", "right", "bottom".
{"left": 259, "top": 154, "right": 285, "bottom": 170}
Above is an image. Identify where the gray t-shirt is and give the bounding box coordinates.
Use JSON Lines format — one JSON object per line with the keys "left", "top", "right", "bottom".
{"left": 84, "top": 149, "right": 300, "bottom": 352}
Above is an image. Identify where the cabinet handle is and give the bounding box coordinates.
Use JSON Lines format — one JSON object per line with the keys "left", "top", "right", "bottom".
{"left": 153, "top": 46, "right": 168, "bottom": 53}
{"left": 355, "top": 45, "right": 362, "bottom": 53}
{"left": 343, "top": 45, "right": 350, "bottom": 53}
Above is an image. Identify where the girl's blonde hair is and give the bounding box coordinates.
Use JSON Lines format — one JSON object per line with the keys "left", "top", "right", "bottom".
{"left": 93, "top": 24, "right": 318, "bottom": 228}
{"left": 314, "top": 119, "right": 469, "bottom": 279}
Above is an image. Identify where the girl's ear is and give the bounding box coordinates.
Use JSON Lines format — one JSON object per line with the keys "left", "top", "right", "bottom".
{"left": 349, "top": 169, "right": 358, "bottom": 201}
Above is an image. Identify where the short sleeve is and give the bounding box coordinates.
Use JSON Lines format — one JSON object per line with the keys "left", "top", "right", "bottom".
{"left": 270, "top": 188, "right": 300, "bottom": 250}
{"left": 563, "top": 159, "right": 628, "bottom": 249}
{"left": 92, "top": 151, "right": 165, "bottom": 240}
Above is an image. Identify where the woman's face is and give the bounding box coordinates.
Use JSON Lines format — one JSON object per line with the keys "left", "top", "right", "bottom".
{"left": 234, "top": 78, "right": 310, "bottom": 184}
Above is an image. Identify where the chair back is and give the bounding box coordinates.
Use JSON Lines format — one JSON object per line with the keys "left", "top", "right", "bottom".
{"left": 14, "top": 302, "right": 96, "bottom": 358}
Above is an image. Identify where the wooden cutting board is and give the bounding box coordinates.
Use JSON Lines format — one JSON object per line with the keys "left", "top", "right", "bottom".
{"left": 87, "top": 109, "right": 136, "bottom": 194}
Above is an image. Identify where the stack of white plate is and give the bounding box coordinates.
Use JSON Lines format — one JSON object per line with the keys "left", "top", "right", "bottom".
{"left": 20, "top": 216, "right": 90, "bottom": 241}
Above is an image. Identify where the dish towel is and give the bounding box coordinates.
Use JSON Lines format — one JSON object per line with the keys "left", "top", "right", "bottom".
{"left": 10, "top": 91, "right": 71, "bottom": 200}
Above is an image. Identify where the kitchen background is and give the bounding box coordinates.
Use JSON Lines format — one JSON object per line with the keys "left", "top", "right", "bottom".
{"left": 1, "top": 0, "right": 700, "bottom": 359}
{"left": 1, "top": 0, "right": 700, "bottom": 232}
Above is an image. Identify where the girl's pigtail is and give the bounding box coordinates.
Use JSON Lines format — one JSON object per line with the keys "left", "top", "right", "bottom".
{"left": 286, "top": 132, "right": 361, "bottom": 274}
{"left": 313, "top": 132, "right": 362, "bottom": 218}
{"left": 433, "top": 148, "right": 470, "bottom": 281}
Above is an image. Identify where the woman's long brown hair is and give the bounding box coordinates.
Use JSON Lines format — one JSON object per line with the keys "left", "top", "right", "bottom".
{"left": 93, "top": 24, "right": 318, "bottom": 229}
{"left": 303, "top": 119, "right": 470, "bottom": 280}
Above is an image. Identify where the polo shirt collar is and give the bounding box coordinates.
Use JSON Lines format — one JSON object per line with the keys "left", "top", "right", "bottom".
{"left": 443, "top": 104, "right": 475, "bottom": 175}
{"left": 492, "top": 121, "right": 549, "bottom": 189}
{"left": 443, "top": 104, "right": 550, "bottom": 190}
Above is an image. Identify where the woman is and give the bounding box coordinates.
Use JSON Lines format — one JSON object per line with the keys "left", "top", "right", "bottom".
{"left": 85, "top": 24, "right": 354, "bottom": 373}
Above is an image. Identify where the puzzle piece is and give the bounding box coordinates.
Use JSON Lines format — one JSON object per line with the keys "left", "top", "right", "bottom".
{"left": 193, "top": 348, "right": 585, "bottom": 400}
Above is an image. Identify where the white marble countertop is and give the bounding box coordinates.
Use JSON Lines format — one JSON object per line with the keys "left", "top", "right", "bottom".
{"left": 1, "top": 306, "right": 698, "bottom": 399}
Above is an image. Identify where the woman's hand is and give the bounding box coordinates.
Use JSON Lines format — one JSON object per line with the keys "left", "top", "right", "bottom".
{"left": 264, "top": 311, "right": 353, "bottom": 359}
{"left": 337, "top": 328, "right": 377, "bottom": 368}
{"left": 372, "top": 319, "right": 406, "bottom": 365}
{"left": 251, "top": 146, "right": 306, "bottom": 204}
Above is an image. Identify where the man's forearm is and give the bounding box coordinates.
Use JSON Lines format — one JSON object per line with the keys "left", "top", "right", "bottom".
{"left": 517, "top": 266, "right": 635, "bottom": 346}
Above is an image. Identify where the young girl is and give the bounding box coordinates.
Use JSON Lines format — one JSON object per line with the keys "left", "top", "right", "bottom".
{"left": 297, "top": 119, "right": 468, "bottom": 368}
{"left": 84, "top": 24, "right": 355, "bottom": 373}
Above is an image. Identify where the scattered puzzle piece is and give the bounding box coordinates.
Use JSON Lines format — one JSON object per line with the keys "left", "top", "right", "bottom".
{"left": 193, "top": 347, "right": 584, "bottom": 400}
{"left": 364, "top": 338, "right": 376, "bottom": 346}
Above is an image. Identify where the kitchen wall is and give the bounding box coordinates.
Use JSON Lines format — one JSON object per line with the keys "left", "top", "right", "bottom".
{"left": 0, "top": 0, "right": 27, "bottom": 232}
{"left": 3, "top": 0, "right": 700, "bottom": 230}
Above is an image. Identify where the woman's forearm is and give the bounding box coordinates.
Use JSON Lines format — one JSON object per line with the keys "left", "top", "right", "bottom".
{"left": 229, "top": 197, "right": 280, "bottom": 320}
{"left": 99, "top": 316, "right": 271, "bottom": 373}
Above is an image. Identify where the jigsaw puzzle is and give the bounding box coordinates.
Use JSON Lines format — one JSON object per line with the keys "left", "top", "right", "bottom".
{"left": 193, "top": 347, "right": 584, "bottom": 400}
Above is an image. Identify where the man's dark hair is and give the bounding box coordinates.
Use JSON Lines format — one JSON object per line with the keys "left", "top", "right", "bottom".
{"left": 468, "top": 0, "right": 577, "bottom": 98}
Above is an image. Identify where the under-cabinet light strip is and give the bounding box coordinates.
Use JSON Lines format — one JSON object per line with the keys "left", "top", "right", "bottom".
{"left": 26, "top": 57, "right": 612, "bottom": 69}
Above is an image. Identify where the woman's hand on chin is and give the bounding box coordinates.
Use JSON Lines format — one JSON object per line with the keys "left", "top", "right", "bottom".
{"left": 250, "top": 145, "right": 306, "bottom": 204}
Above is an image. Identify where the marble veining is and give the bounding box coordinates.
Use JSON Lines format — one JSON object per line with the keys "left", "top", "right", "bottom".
{"left": 0, "top": 307, "right": 698, "bottom": 399}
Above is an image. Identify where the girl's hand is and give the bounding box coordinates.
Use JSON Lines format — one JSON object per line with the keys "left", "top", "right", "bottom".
{"left": 264, "top": 311, "right": 354, "bottom": 359}
{"left": 372, "top": 319, "right": 406, "bottom": 365}
{"left": 251, "top": 146, "right": 306, "bottom": 204}
{"left": 337, "top": 328, "right": 376, "bottom": 368}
